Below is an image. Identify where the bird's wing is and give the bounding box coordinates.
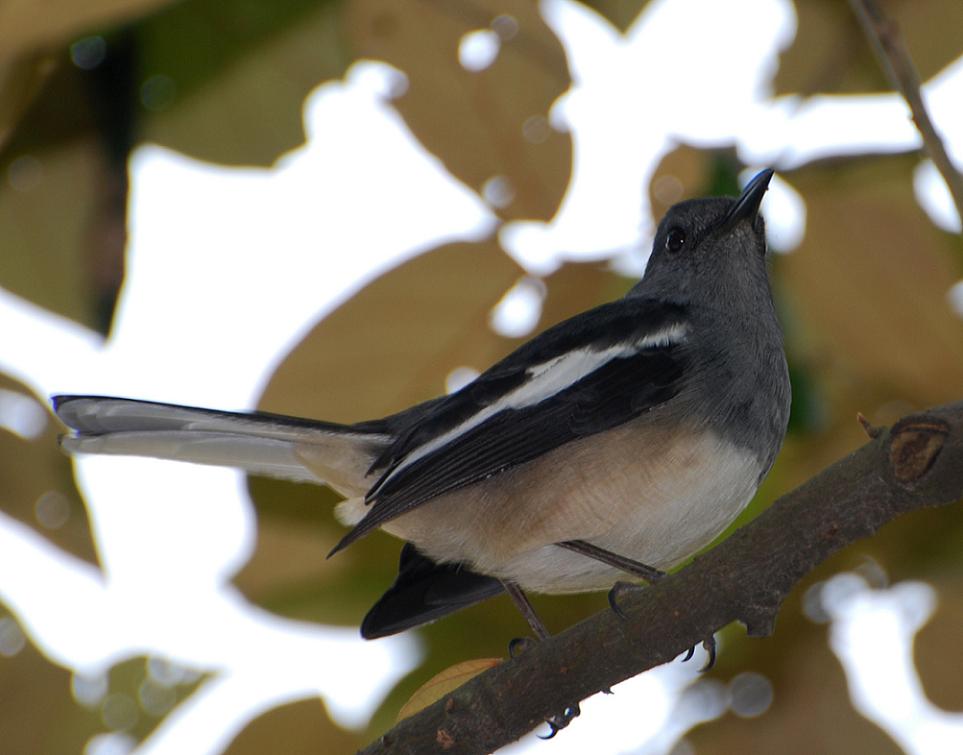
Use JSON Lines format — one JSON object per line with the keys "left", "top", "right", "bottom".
{"left": 331, "top": 297, "right": 690, "bottom": 553}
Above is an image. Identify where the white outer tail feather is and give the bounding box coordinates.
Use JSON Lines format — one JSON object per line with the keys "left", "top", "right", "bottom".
{"left": 61, "top": 431, "right": 327, "bottom": 484}
{"left": 55, "top": 397, "right": 390, "bottom": 496}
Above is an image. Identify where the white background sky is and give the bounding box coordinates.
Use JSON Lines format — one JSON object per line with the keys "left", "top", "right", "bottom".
{"left": 1, "top": 0, "right": 962, "bottom": 753}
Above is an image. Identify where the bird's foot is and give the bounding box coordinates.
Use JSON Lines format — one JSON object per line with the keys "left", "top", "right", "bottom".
{"left": 607, "top": 579, "right": 645, "bottom": 619}
{"left": 539, "top": 704, "right": 581, "bottom": 739}
{"left": 607, "top": 582, "right": 717, "bottom": 671}
{"left": 506, "top": 637, "right": 583, "bottom": 736}
{"left": 681, "top": 634, "right": 717, "bottom": 671}
{"left": 507, "top": 636, "right": 536, "bottom": 658}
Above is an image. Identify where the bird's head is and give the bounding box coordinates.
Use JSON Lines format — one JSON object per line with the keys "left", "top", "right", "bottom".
{"left": 635, "top": 169, "right": 774, "bottom": 308}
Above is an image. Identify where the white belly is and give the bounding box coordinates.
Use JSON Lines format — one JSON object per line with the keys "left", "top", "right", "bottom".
{"left": 338, "top": 422, "right": 762, "bottom": 594}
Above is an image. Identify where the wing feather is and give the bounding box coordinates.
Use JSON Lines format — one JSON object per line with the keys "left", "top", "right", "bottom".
{"left": 331, "top": 297, "right": 688, "bottom": 555}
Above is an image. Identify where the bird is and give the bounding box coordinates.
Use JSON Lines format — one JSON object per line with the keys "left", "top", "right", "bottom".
{"left": 53, "top": 169, "right": 790, "bottom": 646}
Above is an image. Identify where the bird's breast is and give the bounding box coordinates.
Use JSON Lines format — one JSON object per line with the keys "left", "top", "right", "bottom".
{"left": 365, "top": 418, "right": 763, "bottom": 594}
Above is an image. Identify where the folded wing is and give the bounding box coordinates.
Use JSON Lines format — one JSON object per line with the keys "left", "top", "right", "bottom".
{"left": 332, "top": 298, "right": 690, "bottom": 553}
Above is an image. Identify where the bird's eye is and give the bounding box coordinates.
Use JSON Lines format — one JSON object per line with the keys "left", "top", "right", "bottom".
{"left": 665, "top": 227, "right": 686, "bottom": 252}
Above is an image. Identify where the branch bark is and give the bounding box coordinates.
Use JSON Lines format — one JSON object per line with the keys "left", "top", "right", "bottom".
{"left": 361, "top": 401, "right": 963, "bottom": 755}
{"left": 849, "top": 0, "right": 963, "bottom": 226}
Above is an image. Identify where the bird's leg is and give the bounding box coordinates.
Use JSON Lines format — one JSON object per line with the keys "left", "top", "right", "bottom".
{"left": 556, "top": 539, "right": 717, "bottom": 671}
{"left": 503, "top": 580, "right": 551, "bottom": 641}
{"left": 607, "top": 580, "right": 649, "bottom": 619}
{"left": 502, "top": 580, "right": 580, "bottom": 737}
{"left": 558, "top": 539, "right": 666, "bottom": 583}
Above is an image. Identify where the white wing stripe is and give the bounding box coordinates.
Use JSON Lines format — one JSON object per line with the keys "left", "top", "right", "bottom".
{"left": 379, "top": 323, "right": 688, "bottom": 486}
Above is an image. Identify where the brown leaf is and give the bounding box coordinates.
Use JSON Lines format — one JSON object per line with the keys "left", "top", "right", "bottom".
{"left": 1, "top": 1, "right": 352, "bottom": 328}
{"left": 0, "top": 627, "right": 100, "bottom": 753}
{"left": 225, "top": 698, "right": 364, "bottom": 755}
{"left": 397, "top": 658, "right": 502, "bottom": 723}
{"left": 0, "top": 52, "right": 57, "bottom": 152}
{"left": 775, "top": 0, "right": 963, "bottom": 96}
{"left": 0, "top": 0, "right": 173, "bottom": 58}
{"left": 579, "top": 1, "right": 654, "bottom": 34}
{"left": 538, "top": 259, "right": 631, "bottom": 328}
{"left": 346, "top": 0, "right": 572, "bottom": 221}
{"left": 779, "top": 156, "right": 963, "bottom": 406}
{"left": 140, "top": 0, "right": 349, "bottom": 166}
{"left": 916, "top": 575, "right": 963, "bottom": 713}
{"left": 687, "top": 631, "right": 902, "bottom": 755}
{"left": 0, "top": 118, "right": 121, "bottom": 330}
{"left": 0, "top": 374, "right": 97, "bottom": 564}
{"left": 648, "top": 144, "right": 715, "bottom": 216}
{"left": 258, "top": 239, "right": 524, "bottom": 422}
{"left": 234, "top": 476, "right": 370, "bottom": 627}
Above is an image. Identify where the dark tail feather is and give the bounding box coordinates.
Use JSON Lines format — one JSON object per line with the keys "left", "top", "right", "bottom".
{"left": 361, "top": 543, "right": 504, "bottom": 639}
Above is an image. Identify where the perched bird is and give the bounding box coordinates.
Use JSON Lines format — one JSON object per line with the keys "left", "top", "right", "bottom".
{"left": 53, "top": 169, "right": 790, "bottom": 645}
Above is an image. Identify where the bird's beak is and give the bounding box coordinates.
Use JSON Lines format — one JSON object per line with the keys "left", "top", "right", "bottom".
{"left": 720, "top": 168, "right": 774, "bottom": 230}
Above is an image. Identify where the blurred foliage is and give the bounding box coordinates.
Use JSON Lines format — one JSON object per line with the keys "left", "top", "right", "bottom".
{"left": 775, "top": 0, "right": 963, "bottom": 96}
{"left": 0, "top": 374, "right": 96, "bottom": 563}
{"left": 224, "top": 698, "right": 365, "bottom": 754}
{"left": 580, "top": 0, "right": 653, "bottom": 32}
{"left": 0, "top": 635, "right": 203, "bottom": 754}
{"left": 0, "top": 621, "right": 101, "bottom": 754}
{"left": 1, "top": 0, "right": 962, "bottom": 753}
{"left": 259, "top": 239, "right": 526, "bottom": 421}
{"left": 687, "top": 630, "right": 904, "bottom": 755}
{"left": 916, "top": 574, "right": 963, "bottom": 712}
{"left": 0, "top": 0, "right": 347, "bottom": 332}
{"left": 138, "top": 0, "right": 348, "bottom": 165}
{"left": 345, "top": 0, "right": 573, "bottom": 221}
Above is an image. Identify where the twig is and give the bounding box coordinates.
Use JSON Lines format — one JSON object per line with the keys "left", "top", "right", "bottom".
{"left": 360, "top": 401, "right": 963, "bottom": 754}
{"left": 849, "top": 0, "right": 963, "bottom": 228}
{"left": 856, "top": 411, "right": 881, "bottom": 438}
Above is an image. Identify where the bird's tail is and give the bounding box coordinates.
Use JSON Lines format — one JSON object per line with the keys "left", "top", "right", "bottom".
{"left": 52, "top": 395, "right": 392, "bottom": 498}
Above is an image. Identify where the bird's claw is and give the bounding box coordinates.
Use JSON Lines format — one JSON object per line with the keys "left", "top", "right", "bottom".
{"left": 608, "top": 580, "right": 718, "bottom": 672}
{"left": 700, "top": 635, "right": 717, "bottom": 671}
{"left": 508, "top": 637, "right": 581, "bottom": 736}
{"left": 539, "top": 704, "right": 581, "bottom": 738}
{"left": 607, "top": 580, "right": 643, "bottom": 619}
{"left": 508, "top": 636, "right": 536, "bottom": 658}
{"left": 681, "top": 634, "right": 717, "bottom": 671}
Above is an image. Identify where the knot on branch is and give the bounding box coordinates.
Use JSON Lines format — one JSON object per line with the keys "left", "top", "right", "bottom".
{"left": 740, "top": 590, "right": 783, "bottom": 638}
{"left": 435, "top": 728, "right": 456, "bottom": 750}
{"left": 888, "top": 415, "right": 949, "bottom": 484}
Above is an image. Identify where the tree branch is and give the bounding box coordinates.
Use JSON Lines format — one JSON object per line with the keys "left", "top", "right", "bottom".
{"left": 849, "top": 0, "right": 963, "bottom": 225}
{"left": 361, "top": 401, "right": 963, "bottom": 754}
